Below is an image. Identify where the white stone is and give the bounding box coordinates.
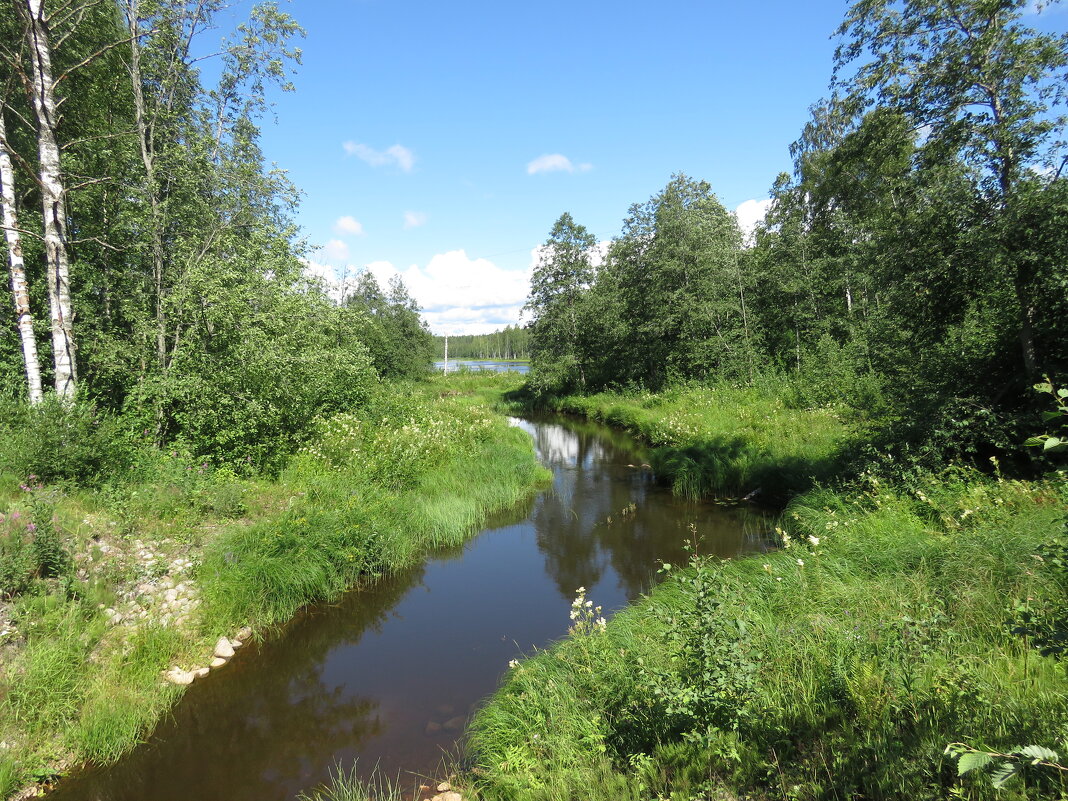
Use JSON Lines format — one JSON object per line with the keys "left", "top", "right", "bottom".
{"left": 214, "top": 637, "right": 235, "bottom": 659}
{"left": 210, "top": 657, "right": 228, "bottom": 668}
{"left": 165, "top": 668, "right": 194, "bottom": 685}
{"left": 229, "top": 638, "right": 243, "bottom": 649}
{"left": 193, "top": 667, "right": 210, "bottom": 678}
{"left": 237, "top": 626, "right": 253, "bottom": 640}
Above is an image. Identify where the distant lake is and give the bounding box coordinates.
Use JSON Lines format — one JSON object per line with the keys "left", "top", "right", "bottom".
{"left": 433, "top": 359, "right": 530, "bottom": 374}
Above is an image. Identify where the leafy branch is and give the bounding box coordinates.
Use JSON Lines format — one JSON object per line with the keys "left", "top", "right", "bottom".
{"left": 1024, "top": 379, "right": 1068, "bottom": 452}
{"left": 945, "top": 742, "right": 1068, "bottom": 788}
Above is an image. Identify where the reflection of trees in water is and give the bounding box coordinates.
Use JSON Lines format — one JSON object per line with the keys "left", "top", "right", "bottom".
{"left": 50, "top": 566, "right": 427, "bottom": 801}
{"left": 528, "top": 416, "right": 770, "bottom": 603}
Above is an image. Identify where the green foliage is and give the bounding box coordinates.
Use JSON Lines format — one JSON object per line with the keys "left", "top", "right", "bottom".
{"left": 1025, "top": 380, "right": 1068, "bottom": 453}
{"left": 434, "top": 326, "right": 530, "bottom": 361}
{"left": 946, "top": 742, "right": 1068, "bottom": 790}
{"left": 471, "top": 472, "right": 1068, "bottom": 801}
{"left": 0, "top": 398, "right": 143, "bottom": 487}
{"left": 297, "top": 764, "right": 413, "bottom": 801}
{"left": 546, "top": 383, "right": 857, "bottom": 503}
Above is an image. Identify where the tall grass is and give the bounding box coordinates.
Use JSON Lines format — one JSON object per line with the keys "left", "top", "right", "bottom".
{"left": 541, "top": 383, "right": 858, "bottom": 503}
{"left": 469, "top": 471, "right": 1068, "bottom": 801}
{"left": 0, "top": 379, "right": 548, "bottom": 797}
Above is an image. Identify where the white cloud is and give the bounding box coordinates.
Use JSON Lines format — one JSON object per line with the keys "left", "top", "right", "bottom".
{"left": 342, "top": 141, "right": 416, "bottom": 172}
{"left": 305, "top": 248, "right": 537, "bottom": 334}
{"left": 734, "top": 198, "right": 773, "bottom": 246}
{"left": 334, "top": 215, "right": 365, "bottom": 236}
{"left": 321, "top": 239, "right": 351, "bottom": 263}
{"left": 403, "top": 211, "right": 428, "bottom": 229}
{"left": 526, "top": 153, "right": 593, "bottom": 175}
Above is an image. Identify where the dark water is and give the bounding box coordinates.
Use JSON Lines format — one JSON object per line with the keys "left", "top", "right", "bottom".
{"left": 50, "top": 415, "right": 768, "bottom": 801}
{"left": 432, "top": 359, "right": 530, "bottom": 374}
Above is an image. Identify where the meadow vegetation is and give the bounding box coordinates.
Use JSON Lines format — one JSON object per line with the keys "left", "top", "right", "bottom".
{"left": 0, "top": 377, "right": 547, "bottom": 797}
{"left": 469, "top": 458, "right": 1068, "bottom": 801}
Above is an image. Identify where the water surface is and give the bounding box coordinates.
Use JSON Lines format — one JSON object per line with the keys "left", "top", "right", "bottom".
{"left": 50, "top": 414, "right": 768, "bottom": 800}
{"left": 432, "top": 359, "right": 529, "bottom": 374}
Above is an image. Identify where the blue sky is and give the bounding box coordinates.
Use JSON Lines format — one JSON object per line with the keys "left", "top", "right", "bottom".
{"left": 214, "top": 0, "right": 1058, "bottom": 333}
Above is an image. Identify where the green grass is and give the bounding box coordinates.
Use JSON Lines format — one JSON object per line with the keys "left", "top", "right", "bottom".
{"left": 0, "top": 377, "right": 549, "bottom": 797}
{"left": 469, "top": 471, "right": 1068, "bottom": 801}
{"left": 534, "top": 383, "right": 859, "bottom": 503}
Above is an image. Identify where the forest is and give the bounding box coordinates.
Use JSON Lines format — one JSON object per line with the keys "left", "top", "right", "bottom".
{"left": 433, "top": 326, "right": 530, "bottom": 362}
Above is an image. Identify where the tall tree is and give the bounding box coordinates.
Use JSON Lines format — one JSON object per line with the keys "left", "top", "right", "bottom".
{"left": 832, "top": 0, "right": 1068, "bottom": 380}
{"left": 0, "top": 103, "right": 42, "bottom": 403}
{"left": 18, "top": 0, "right": 77, "bottom": 397}
{"left": 525, "top": 212, "right": 596, "bottom": 392}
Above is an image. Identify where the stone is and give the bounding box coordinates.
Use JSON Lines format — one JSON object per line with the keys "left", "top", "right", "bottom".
{"left": 165, "top": 668, "right": 194, "bottom": 686}
{"left": 425, "top": 721, "right": 442, "bottom": 734}
{"left": 165, "top": 589, "right": 178, "bottom": 603}
{"left": 443, "top": 716, "right": 465, "bottom": 732}
{"left": 432, "top": 793, "right": 463, "bottom": 801}
{"left": 210, "top": 657, "right": 228, "bottom": 668}
{"left": 237, "top": 626, "right": 253, "bottom": 640}
{"left": 193, "top": 667, "right": 210, "bottom": 678}
{"left": 229, "top": 638, "right": 243, "bottom": 649}
{"left": 214, "top": 637, "right": 235, "bottom": 659}
{"left": 436, "top": 782, "right": 451, "bottom": 792}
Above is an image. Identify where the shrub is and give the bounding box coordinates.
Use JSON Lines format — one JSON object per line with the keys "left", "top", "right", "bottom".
{"left": 0, "top": 397, "right": 142, "bottom": 487}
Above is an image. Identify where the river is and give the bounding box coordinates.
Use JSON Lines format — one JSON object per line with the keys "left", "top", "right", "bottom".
{"left": 48, "top": 414, "right": 768, "bottom": 800}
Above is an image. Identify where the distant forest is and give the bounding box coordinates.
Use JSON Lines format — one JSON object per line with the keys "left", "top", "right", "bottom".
{"left": 434, "top": 326, "right": 530, "bottom": 360}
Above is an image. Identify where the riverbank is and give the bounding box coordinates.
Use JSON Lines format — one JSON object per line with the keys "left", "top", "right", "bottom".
{"left": 468, "top": 385, "right": 1068, "bottom": 801}
{"left": 0, "top": 378, "right": 549, "bottom": 798}
{"left": 529, "top": 383, "right": 862, "bottom": 503}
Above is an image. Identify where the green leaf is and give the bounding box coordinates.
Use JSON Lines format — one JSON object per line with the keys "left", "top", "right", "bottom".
{"left": 1018, "top": 745, "right": 1058, "bottom": 763}
{"left": 957, "top": 751, "right": 992, "bottom": 775}
{"left": 990, "top": 763, "right": 1019, "bottom": 788}
{"left": 1036, "top": 382, "right": 1054, "bottom": 394}
{"left": 1058, "top": 388, "right": 1068, "bottom": 399}
{"left": 1044, "top": 437, "right": 1065, "bottom": 451}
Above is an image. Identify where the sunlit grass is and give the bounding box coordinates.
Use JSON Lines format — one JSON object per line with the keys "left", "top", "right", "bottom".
{"left": 469, "top": 472, "right": 1068, "bottom": 801}
{"left": 542, "top": 382, "right": 859, "bottom": 502}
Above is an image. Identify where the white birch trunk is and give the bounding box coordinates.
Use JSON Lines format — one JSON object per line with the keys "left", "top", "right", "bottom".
{"left": 25, "top": 0, "right": 77, "bottom": 399}
{"left": 0, "top": 110, "right": 44, "bottom": 404}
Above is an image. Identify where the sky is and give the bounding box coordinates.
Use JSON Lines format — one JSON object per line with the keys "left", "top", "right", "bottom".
{"left": 207, "top": 0, "right": 1060, "bottom": 334}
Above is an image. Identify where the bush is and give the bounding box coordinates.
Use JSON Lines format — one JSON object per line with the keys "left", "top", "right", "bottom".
{"left": 0, "top": 397, "right": 143, "bottom": 487}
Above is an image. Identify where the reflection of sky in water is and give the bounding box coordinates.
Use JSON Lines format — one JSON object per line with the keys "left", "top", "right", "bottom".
{"left": 50, "top": 414, "right": 770, "bottom": 801}
{"left": 433, "top": 359, "right": 529, "bottom": 374}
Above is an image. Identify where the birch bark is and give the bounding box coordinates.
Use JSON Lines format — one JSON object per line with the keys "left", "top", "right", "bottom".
{"left": 24, "top": 0, "right": 77, "bottom": 398}
{"left": 0, "top": 108, "right": 44, "bottom": 404}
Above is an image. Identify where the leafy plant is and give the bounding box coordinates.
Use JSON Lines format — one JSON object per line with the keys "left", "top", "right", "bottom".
{"left": 1025, "top": 379, "right": 1068, "bottom": 453}
{"left": 945, "top": 742, "right": 1068, "bottom": 789}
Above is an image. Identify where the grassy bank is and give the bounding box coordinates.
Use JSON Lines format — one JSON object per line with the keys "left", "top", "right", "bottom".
{"left": 0, "top": 378, "right": 548, "bottom": 797}
{"left": 469, "top": 468, "right": 1067, "bottom": 800}
{"left": 537, "top": 383, "right": 860, "bottom": 503}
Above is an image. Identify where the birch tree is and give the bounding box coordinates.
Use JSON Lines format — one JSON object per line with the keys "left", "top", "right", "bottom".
{"left": 0, "top": 104, "right": 43, "bottom": 403}
{"left": 18, "top": 0, "right": 76, "bottom": 398}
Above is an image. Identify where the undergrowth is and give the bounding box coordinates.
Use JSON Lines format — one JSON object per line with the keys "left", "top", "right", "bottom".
{"left": 469, "top": 470, "right": 1068, "bottom": 800}
{"left": 541, "top": 383, "right": 859, "bottom": 503}
{"left": 0, "top": 378, "right": 548, "bottom": 796}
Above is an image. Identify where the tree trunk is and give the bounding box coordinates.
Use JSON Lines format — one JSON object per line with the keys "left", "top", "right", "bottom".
{"left": 123, "top": 0, "right": 169, "bottom": 370}
{"left": 24, "top": 0, "right": 76, "bottom": 398}
{"left": 0, "top": 109, "right": 44, "bottom": 404}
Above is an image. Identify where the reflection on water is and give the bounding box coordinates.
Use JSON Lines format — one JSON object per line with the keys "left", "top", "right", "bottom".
{"left": 50, "top": 415, "right": 769, "bottom": 801}
{"left": 432, "top": 360, "right": 530, "bottom": 374}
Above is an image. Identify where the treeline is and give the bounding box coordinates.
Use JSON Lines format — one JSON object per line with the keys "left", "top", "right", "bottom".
{"left": 525, "top": 0, "right": 1067, "bottom": 466}
{"left": 434, "top": 326, "right": 530, "bottom": 360}
{"left": 0, "top": 1, "right": 432, "bottom": 474}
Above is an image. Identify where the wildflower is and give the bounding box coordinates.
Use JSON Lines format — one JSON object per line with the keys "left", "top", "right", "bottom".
{"left": 796, "top": 558, "right": 804, "bottom": 567}
{"left": 508, "top": 659, "right": 520, "bottom": 669}
{"left": 762, "top": 563, "right": 771, "bottom": 573}
{"left": 807, "top": 535, "right": 820, "bottom": 546}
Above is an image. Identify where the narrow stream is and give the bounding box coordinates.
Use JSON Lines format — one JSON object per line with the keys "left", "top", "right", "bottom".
{"left": 50, "top": 413, "right": 769, "bottom": 801}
